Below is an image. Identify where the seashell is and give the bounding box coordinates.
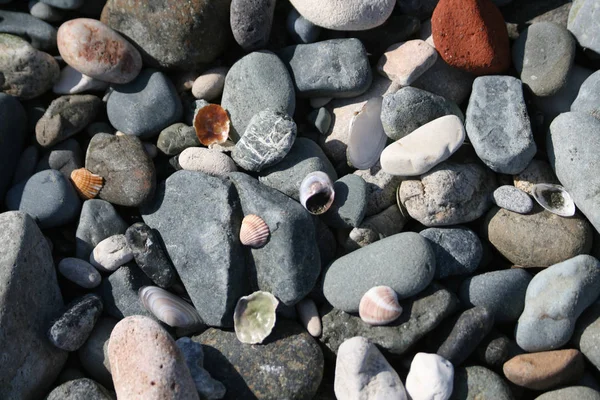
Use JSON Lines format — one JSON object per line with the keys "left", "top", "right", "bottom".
{"left": 531, "top": 183, "right": 576, "bottom": 217}
{"left": 193, "top": 103, "right": 230, "bottom": 146}
{"left": 139, "top": 286, "right": 204, "bottom": 329}
{"left": 234, "top": 291, "right": 279, "bottom": 344}
{"left": 70, "top": 168, "right": 104, "bottom": 199}
{"left": 240, "top": 215, "right": 270, "bottom": 248}
{"left": 347, "top": 96, "right": 388, "bottom": 170}
{"left": 359, "top": 286, "right": 402, "bottom": 326}
{"left": 299, "top": 171, "right": 335, "bottom": 215}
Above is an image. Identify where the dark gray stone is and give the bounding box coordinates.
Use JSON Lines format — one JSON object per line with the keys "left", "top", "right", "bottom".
{"left": 420, "top": 227, "right": 482, "bottom": 279}
{"left": 568, "top": 0, "right": 600, "bottom": 55}
{"left": 536, "top": 386, "right": 600, "bottom": 400}
{"left": 314, "top": 216, "right": 337, "bottom": 266}
{"left": 0, "top": 10, "right": 57, "bottom": 51}
{"left": 41, "top": 0, "right": 83, "bottom": 9}
{"left": 230, "top": 0, "right": 275, "bottom": 51}
{"left": 141, "top": 170, "right": 246, "bottom": 327}
{"left": 36, "top": 138, "right": 83, "bottom": 178}
{"left": 75, "top": 199, "right": 128, "bottom": 259}
{"left": 286, "top": 8, "right": 321, "bottom": 44}
{"left": 321, "top": 174, "right": 367, "bottom": 229}
{"left": 492, "top": 185, "right": 533, "bottom": 214}
{"left": 451, "top": 366, "right": 514, "bottom": 400}
{"left": 78, "top": 317, "right": 118, "bottom": 389}
{"left": 279, "top": 38, "right": 372, "bottom": 98}
{"left": 156, "top": 123, "right": 200, "bottom": 156}
{"left": 228, "top": 172, "right": 320, "bottom": 306}
{"left": 572, "top": 70, "right": 600, "bottom": 119}
{"left": 0, "top": 212, "right": 67, "bottom": 399}
{"left": 573, "top": 301, "right": 600, "bottom": 372}
{"left": 46, "top": 378, "right": 113, "bottom": 400}
{"left": 476, "top": 330, "right": 519, "bottom": 371}
{"left": 58, "top": 258, "right": 102, "bottom": 289}
{"left": 12, "top": 145, "right": 39, "bottom": 186}
{"left": 176, "top": 337, "right": 226, "bottom": 400}
{"left": 396, "top": 0, "right": 439, "bottom": 19}
{"left": 48, "top": 294, "right": 103, "bottom": 352}
{"left": 350, "top": 15, "right": 421, "bottom": 59}
{"left": 307, "top": 107, "right": 331, "bottom": 135}
{"left": 0, "top": 93, "right": 27, "bottom": 198}
{"left": 29, "top": 1, "right": 65, "bottom": 22}
{"left": 97, "top": 263, "right": 153, "bottom": 320}
{"left": 412, "top": 56, "right": 475, "bottom": 105}
{"left": 343, "top": 204, "right": 408, "bottom": 251}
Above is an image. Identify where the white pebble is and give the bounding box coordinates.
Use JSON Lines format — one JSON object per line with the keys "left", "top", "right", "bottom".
{"left": 192, "top": 66, "right": 228, "bottom": 101}
{"left": 296, "top": 298, "right": 322, "bottom": 337}
{"left": 90, "top": 234, "right": 133, "bottom": 272}
{"left": 405, "top": 353, "right": 454, "bottom": 400}
{"left": 178, "top": 147, "right": 237, "bottom": 177}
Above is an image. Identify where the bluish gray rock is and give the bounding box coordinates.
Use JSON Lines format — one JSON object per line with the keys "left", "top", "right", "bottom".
{"left": 78, "top": 317, "right": 118, "bottom": 389}
{"left": 98, "top": 263, "right": 153, "bottom": 320}
{"left": 572, "top": 70, "right": 600, "bottom": 120}
{"left": 321, "top": 174, "right": 367, "bottom": 229}
{"left": 279, "top": 38, "right": 372, "bottom": 98}
{"left": 412, "top": 56, "right": 475, "bottom": 105}
{"left": 12, "top": 145, "right": 39, "bottom": 186}
{"left": 287, "top": 8, "right": 321, "bottom": 44}
{"left": 46, "top": 378, "right": 113, "bottom": 400}
{"left": 107, "top": 69, "right": 182, "bottom": 138}
{"left": 48, "top": 294, "right": 103, "bottom": 352}
{"left": 420, "top": 227, "right": 482, "bottom": 279}
{"left": 307, "top": 107, "right": 331, "bottom": 135}
{"left": 573, "top": 301, "right": 600, "bottom": 372}
{"left": 36, "top": 138, "right": 83, "bottom": 178}
{"left": 466, "top": 76, "right": 536, "bottom": 174}
{"left": 6, "top": 169, "right": 81, "bottom": 229}
{"left": 221, "top": 50, "right": 295, "bottom": 142}
{"left": 58, "top": 258, "right": 102, "bottom": 289}
{"left": 459, "top": 269, "right": 532, "bottom": 323}
{"left": 230, "top": 0, "right": 275, "bottom": 51}
{"left": 176, "top": 337, "right": 226, "bottom": 400}
{"left": 492, "top": 185, "right": 533, "bottom": 214}
{"left": 40, "top": 0, "right": 83, "bottom": 9}
{"left": 75, "top": 199, "right": 128, "bottom": 259}
{"left": 323, "top": 232, "right": 435, "bottom": 312}
{"left": 29, "top": 1, "right": 65, "bottom": 22}
{"left": 452, "top": 366, "right": 514, "bottom": 400}
{"left": 156, "top": 123, "right": 200, "bottom": 156}
{"left": 0, "top": 10, "right": 57, "bottom": 51}
{"left": 568, "top": 0, "right": 600, "bottom": 55}
{"left": 516, "top": 255, "right": 600, "bottom": 352}
{"left": 0, "top": 93, "right": 27, "bottom": 199}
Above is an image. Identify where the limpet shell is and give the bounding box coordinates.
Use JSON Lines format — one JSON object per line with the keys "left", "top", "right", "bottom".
{"left": 359, "top": 286, "right": 402, "bottom": 326}
{"left": 70, "top": 168, "right": 103, "bottom": 199}
{"left": 240, "top": 215, "right": 270, "bottom": 248}
{"left": 234, "top": 291, "right": 279, "bottom": 344}
{"left": 193, "top": 103, "right": 230, "bottom": 146}
{"left": 347, "top": 97, "right": 388, "bottom": 170}
{"left": 299, "top": 171, "right": 335, "bottom": 215}
{"left": 139, "top": 286, "right": 204, "bottom": 329}
{"left": 531, "top": 183, "right": 576, "bottom": 217}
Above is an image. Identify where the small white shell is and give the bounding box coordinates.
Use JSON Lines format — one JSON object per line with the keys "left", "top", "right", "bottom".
{"left": 299, "top": 171, "right": 335, "bottom": 215}
{"left": 139, "top": 286, "right": 204, "bottom": 328}
{"left": 347, "top": 97, "right": 388, "bottom": 170}
{"left": 240, "top": 215, "right": 270, "bottom": 248}
{"left": 359, "top": 286, "right": 402, "bottom": 326}
{"left": 234, "top": 291, "right": 279, "bottom": 344}
{"left": 531, "top": 183, "right": 576, "bottom": 217}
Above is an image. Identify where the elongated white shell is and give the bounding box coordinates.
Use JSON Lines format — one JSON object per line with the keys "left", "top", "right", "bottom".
{"left": 234, "top": 291, "right": 279, "bottom": 344}
{"left": 139, "top": 286, "right": 204, "bottom": 328}
{"left": 299, "top": 171, "right": 335, "bottom": 215}
{"left": 359, "top": 286, "right": 402, "bottom": 326}
{"left": 531, "top": 183, "right": 576, "bottom": 217}
{"left": 240, "top": 215, "right": 270, "bottom": 248}
{"left": 347, "top": 97, "right": 388, "bottom": 170}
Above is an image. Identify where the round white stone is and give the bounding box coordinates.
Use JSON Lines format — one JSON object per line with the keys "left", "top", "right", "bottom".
{"left": 405, "top": 353, "right": 454, "bottom": 400}
{"left": 90, "top": 234, "right": 133, "bottom": 272}
{"left": 192, "top": 66, "right": 228, "bottom": 101}
{"left": 178, "top": 147, "right": 237, "bottom": 177}
{"left": 289, "top": 0, "right": 395, "bottom": 31}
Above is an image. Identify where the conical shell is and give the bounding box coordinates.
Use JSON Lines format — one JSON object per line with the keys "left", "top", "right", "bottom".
{"left": 531, "top": 183, "right": 576, "bottom": 217}
{"left": 240, "top": 215, "right": 270, "bottom": 248}
{"left": 347, "top": 97, "right": 388, "bottom": 170}
{"left": 70, "top": 168, "right": 103, "bottom": 199}
{"left": 234, "top": 291, "right": 279, "bottom": 344}
{"left": 299, "top": 171, "right": 335, "bottom": 215}
{"left": 139, "top": 286, "right": 204, "bottom": 329}
{"left": 359, "top": 286, "right": 402, "bottom": 326}
{"left": 193, "top": 103, "right": 230, "bottom": 146}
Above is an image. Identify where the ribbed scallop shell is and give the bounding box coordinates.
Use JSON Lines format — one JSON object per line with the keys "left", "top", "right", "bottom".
{"left": 193, "top": 103, "right": 230, "bottom": 146}
{"left": 234, "top": 291, "right": 279, "bottom": 344}
{"left": 70, "top": 168, "right": 103, "bottom": 199}
{"left": 240, "top": 215, "right": 270, "bottom": 248}
{"left": 139, "top": 286, "right": 204, "bottom": 328}
{"left": 359, "top": 286, "right": 402, "bottom": 326}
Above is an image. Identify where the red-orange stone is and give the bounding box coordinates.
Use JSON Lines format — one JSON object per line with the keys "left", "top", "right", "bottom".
{"left": 431, "top": 0, "right": 510, "bottom": 75}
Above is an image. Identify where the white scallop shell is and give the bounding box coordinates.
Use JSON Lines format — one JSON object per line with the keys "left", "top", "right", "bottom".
{"left": 347, "top": 96, "right": 388, "bottom": 170}
{"left": 531, "top": 183, "right": 576, "bottom": 217}
{"left": 299, "top": 171, "right": 335, "bottom": 215}
{"left": 139, "top": 286, "right": 204, "bottom": 328}
{"left": 234, "top": 291, "right": 279, "bottom": 344}
{"left": 359, "top": 286, "right": 402, "bottom": 326}
{"left": 240, "top": 215, "right": 270, "bottom": 248}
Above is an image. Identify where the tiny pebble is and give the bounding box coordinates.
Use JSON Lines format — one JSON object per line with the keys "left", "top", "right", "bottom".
{"left": 492, "top": 185, "right": 534, "bottom": 214}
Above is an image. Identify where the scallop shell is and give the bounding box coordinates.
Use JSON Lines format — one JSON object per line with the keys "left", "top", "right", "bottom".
{"left": 359, "top": 286, "right": 402, "bottom": 326}
{"left": 70, "top": 168, "right": 103, "bottom": 199}
{"left": 234, "top": 291, "right": 279, "bottom": 344}
{"left": 531, "top": 183, "right": 576, "bottom": 217}
{"left": 299, "top": 171, "right": 335, "bottom": 215}
{"left": 347, "top": 96, "right": 388, "bottom": 170}
{"left": 240, "top": 215, "right": 270, "bottom": 248}
{"left": 139, "top": 286, "right": 204, "bottom": 328}
{"left": 193, "top": 103, "right": 230, "bottom": 146}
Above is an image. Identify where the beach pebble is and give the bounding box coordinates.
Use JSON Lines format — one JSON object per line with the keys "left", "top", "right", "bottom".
{"left": 572, "top": 70, "right": 600, "bottom": 119}
{"left": 321, "top": 174, "right": 368, "bottom": 229}
{"left": 420, "top": 227, "right": 482, "bottom": 279}
{"left": 568, "top": 0, "right": 600, "bottom": 55}
{"left": 53, "top": 66, "right": 109, "bottom": 95}
{"left": 514, "top": 159, "right": 559, "bottom": 195}
{"left": 176, "top": 337, "right": 226, "bottom": 400}
{"left": 286, "top": 8, "right": 321, "bottom": 44}
{"left": 307, "top": 107, "right": 331, "bottom": 135}
{"left": 58, "top": 258, "right": 102, "bottom": 288}
{"left": 75, "top": 199, "right": 128, "bottom": 259}
{"left": 452, "top": 366, "right": 514, "bottom": 400}
{"left": 406, "top": 353, "right": 454, "bottom": 400}
{"left": 344, "top": 205, "right": 407, "bottom": 251}
{"left": 12, "top": 146, "right": 38, "bottom": 186}
{"left": 335, "top": 336, "right": 407, "bottom": 400}
{"left": 98, "top": 264, "right": 152, "bottom": 320}
{"left": 536, "top": 386, "right": 600, "bottom": 400}
{"left": 191, "top": 67, "right": 228, "bottom": 101}
{"left": 296, "top": 298, "right": 321, "bottom": 337}
{"left": 477, "top": 330, "right": 516, "bottom": 371}
{"left": 108, "top": 316, "right": 199, "bottom": 400}
{"left": 0, "top": 10, "right": 57, "bottom": 51}
{"left": 179, "top": 147, "right": 237, "bottom": 177}
{"left": 377, "top": 40, "right": 437, "bottom": 86}
{"left": 288, "top": 0, "right": 395, "bottom": 30}
{"left": 90, "top": 234, "right": 133, "bottom": 273}
{"left": 41, "top": 0, "right": 83, "bottom": 9}
{"left": 36, "top": 139, "right": 83, "bottom": 178}
{"left": 0, "top": 94, "right": 27, "bottom": 198}
{"left": 157, "top": 123, "right": 200, "bottom": 156}
{"left": 230, "top": 0, "right": 275, "bottom": 51}
{"left": 29, "top": 1, "right": 64, "bottom": 22}
{"left": 354, "top": 163, "right": 403, "bottom": 217}
{"left": 48, "top": 294, "right": 103, "bottom": 352}
{"left": 412, "top": 56, "right": 475, "bottom": 105}
{"left": 492, "top": 185, "right": 533, "bottom": 214}
{"left": 516, "top": 255, "right": 600, "bottom": 352}
{"left": 46, "top": 378, "right": 113, "bottom": 400}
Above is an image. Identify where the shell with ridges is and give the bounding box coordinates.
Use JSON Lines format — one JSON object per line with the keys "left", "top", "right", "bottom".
{"left": 240, "top": 214, "right": 270, "bottom": 248}
{"left": 139, "top": 286, "right": 204, "bottom": 329}
{"left": 234, "top": 291, "right": 279, "bottom": 344}
{"left": 299, "top": 171, "right": 335, "bottom": 215}
{"left": 193, "top": 103, "right": 230, "bottom": 146}
{"left": 531, "top": 183, "right": 576, "bottom": 217}
{"left": 359, "top": 286, "right": 402, "bottom": 326}
{"left": 70, "top": 168, "right": 104, "bottom": 199}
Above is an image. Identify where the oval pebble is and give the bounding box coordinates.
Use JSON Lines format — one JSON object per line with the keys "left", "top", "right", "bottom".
{"left": 191, "top": 67, "right": 228, "bottom": 101}
{"left": 90, "top": 234, "right": 133, "bottom": 272}
{"left": 58, "top": 257, "right": 102, "bottom": 288}
{"left": 492, "top": 185, "right": 533, "bottom": 214}
{"left": 178, "top": 147, "right": 237, "bottom": 177}
{"left": 296, "top": 298, "right": 322, "bottom": 337}
{"left": 48, "top": 293, "right": 103, "bottom": 352}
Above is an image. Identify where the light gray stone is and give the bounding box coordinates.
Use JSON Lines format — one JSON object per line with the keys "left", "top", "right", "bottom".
{"left": 572, "top": 70, "right": 600, "bottom": 119}
{"left": 568, "top": 0, "right": 600, "bottom": 55}
{"left": 492, "top": 185, "right": 533, "bottom": 214}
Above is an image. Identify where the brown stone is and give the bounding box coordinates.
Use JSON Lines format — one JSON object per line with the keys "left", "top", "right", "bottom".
{"left": 431, "top": 0, "right": 510, "bottom": 75}
{"left": 503, "top": 349, "right": 584, "bottom": 390}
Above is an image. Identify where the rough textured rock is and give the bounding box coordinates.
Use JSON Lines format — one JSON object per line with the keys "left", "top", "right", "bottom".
{"left": 288, "top": 0, "right": 395, "bottom": 31}
{"left": 354, "top": 162, "right": 403, "bottom": 217}
{"left": 377, "top": 39, "right": 437, "bottom": 86}
{"left": 178, "top": 147, "right": 237, "bottom": 177}
{"left": 98, "top": 263, "right": 153, "bottom": 320}
{"left": 420, "top": 227, "right": 482, "bottom": 279}
{"left": 451, "top": 366, "right": 514, "bottom": 400}
{"left": 513, "top": 159, "right": 560, "bottom": 195}
{"left": 492, "top": 185, "right": 533, "bottom": 214}
{"left": 572, "top": 70, "right": 600, "bottom": 119}
{"left": 45, "top": 378, "right": 113, "bottom": 400}
{"left": 75, "top": 199, "right": 128, "bottom": 259}
{"left": 176, "top": 337, "right": 226, "bottom": 400}
{"left": 321, "top": 174, "right": 367, "bottom": 229}
{"left": 48, "top": 294, "right": 103, "bottom": 352}
{"left": 0, "top": 10, "right": 57, "bottom": 51}
{"left": 157, "top": 123, "right": 200, "bottom": 156}
{"left": 230, "top": 0, "right": 275, "bottom": 51}
{"left": 568, "top": 0, "right": 600, "bottom": 55}
{"left": 536, "top": 386, "right": 600, "bottom": 400}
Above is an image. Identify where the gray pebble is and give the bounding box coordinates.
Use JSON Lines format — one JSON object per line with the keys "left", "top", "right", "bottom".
{"left": 75, "top": 199, "right": 128, "bottom": 259}
{"left": 307, "top": 107, "right": 332, "bottom": 135}
{"left": 476, "top": 330, "right": 519, "bottom": 371}
{"left": 452, "top": 366, "right": 514, "bottom": 400}
{"left": 40, "top": 0, "right": 83, "bottom": 10}
{"left": 230, "top": 0, "right": 275, "bottom": 51}
{"left": 48, "top": 294, "right": 103, "bottom": 352}
{"left": 12, "top": 145, "right": 38, "bottom": 186}
{"left": 344, "top": 204, "right": 407, "bottom": 251}
{"left": 58, "top": 258, "right": 102, "bottom": 289}
{"left": 156, "top": 123, "right": 200, "bottom": 156}
{"left": 286, "top": 8, "right": 321, "bottom": 44}
{"left": 573, "top": 301, "right": 600, "bottom": 372}
{"left": 29, "top": 0, "right": 64, "bottom": 22}
{"left": 98, "top": 263, "right": 153, "bottom": 320}
{"left": 420, "top": 227, "right": 482, "bottom": 279}
{"left": 536, "top": 386, "right": 600, "bottom": 400}
{"left": 321, "top": 174, "right": 367, "bottom": 229}
{"left": 354, "top": 162, "right": 404, "bottom": 218}
{"left": 492, "top": 185, "right": 533, "bottom": 214}
{"left": 176, "top": 337, "right": 226, "bottom": 400}
{"left": 0, "top": 10, "right": 57, "bottom": 51}
{"left": 412, "top": 56, "right": 475, "bottom": 105}
{"left": 572, "top": 70, "right": 600, "bottom": 120}
{"left": 46, "top": 378, "right": 113, "bottom": 400}
{"left": 36, "top": 138, "right": 83, "bottom": 178}
{"left": 568, "top": 0, "right": 600, "bottom": 56}
{"left": 78, "top": 317, "right": 118, "bottom": 389}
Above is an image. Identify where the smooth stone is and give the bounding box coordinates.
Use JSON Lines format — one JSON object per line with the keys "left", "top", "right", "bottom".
{"left": 191, "top": 67, "right": 228, "bottom": 101}
{"left": 459, "top": 269, "right": 532, "bottom": 323}
{"left": 221, "top": 50, "right": 295, "bottom": 142}
{"left": 323, "top": 232, "right": 435, "bottom": 312}
{"left": 41, "top": 0, "right": 83, "bottom": 9}
{"left": 412, "top": 56, "right": 475, "bottom": 105}
{"left": 12, "top": 145, "right": 38, "bottom": 186}
{"left": 48, "top": 294, "right": 103, "bottom": 352}
{"left": 230, "top": 0, "right": 275, "bottom": 51}
{"left": 321, "top": 174, "right": 367, "bottom": 229}
{"left": 106, "top": 69, "right": 182, "bottom": 138}
{"left": 0, "top": 34, "right": 59, "bottom": 100}
{"left": 307, "top": 107, "right": 331, "bottom": 135}
{"left": 573, "top": 301, "right": 600, "bottom": 371}
{"left": 36, "top": 138, "right": 83, "bottom": 178}
{"left": 58, "top": 257, "right": 102, "bottom": 289}
{"left": 483, "top": 206, "right": 593, "bottom": 268}
{"left": 354, "top": 163, "right": 403, "bottom": 218}
{"left": 176, "top": 337, "right": 226, "bottom": 400}
{"left": 279, "top": 38, "right": 372, "bottom": 98}
{"left": 6, "top": 169, "right": 81, "bottom": 229}
{"left": 75, "top": 199, "right": 128, "bottom": 259}
{"left": 196, "top": 321, "right": 323, "bottom": 399}
{"left": 466, "top": 76, "right": 536, "bottom": 174}
{"left": 452, "top": 366, "right": 514, "bottom": 400}
{"left": 512, "top": 22, "right": 575, "bottom": 97}
{"left": 46, "top": 378, "right": 113, "bottom": 400}
{"left": 377, "top": 40, "right": 437, "bottom": 86}
{"left": 344, "top": 204, "right": 408, "bottom": 251}
{"left": 0, "top": 10, "right": 57, "bottom": 51}
{"left": 492, "top": 185, "right": 533, "bottom": 214}
{"left": 399, "top": 162, "right": 497, "bottom": 227}
{"left": 536, "top": 386, "right": 600, "bottom": 400}
{"left": 406, "top": 353, "right": 454, "bottom": 400}
{"left": 78, "top": 317, "right": 118, "bottom": 388}
{"left": 157, "top": 123, "right": 200, "bottom": 156}
{"left": 568, "top": 0, "right": 600, "bottom": 55}
{"left": 286, "top": 8, "right": 321, "bottom": 44}
{"left": 232, "top": 109, "right": 297, "bottom": 172}
{"left": 296, "top": 298, "right": 321, "bottom": 337}
{"left": 381, "top": 86, "right": 463, "bottom": 141}
{"left": 108, "top": 316, "right": 199, "bottom": 400}
{"left": 53, "top": 66, "right": 110, "bottom": 94}
{"left": 0, "top": 212, "right": 67, "bottom": 399}
{"left": 98, "top": 263, "right": 153, "bottom": 320}
{"left": 288, "top": 0, "right": 395, "bottom": 30}
{"left": 420, "top": 227, "right": 482, "bottom": 279}
{"left": 29, "top": 0, "right": 64, "bottom": 22}
{"left": 335, "top": 336, "right": 407, "bottom": 400}
{"left": 572, "top": 70, "right": 600, "bottom": 119}
{"left": 228, "top": 172, "right": 321, "bottom": 306}
{"left": 178, "top": 147, "right": 237, "bottom": 177}
{"left": 476, "top": 330, "right": 516, "bottom": 371}
{"left": 0, "top": 94, "right": 27, "bottom": 198}
{"left": 380, "top": 115, "right": 465, "bottom": 176}
{"left": 90, "top": 234, "right": 133, "bottom": 272}
{"left": 516, "top": 255, "right": 600, "bottom": 352}
{"left": 36, "top": 94, "right": 102, "bottom": 148}
{"left": 85, "top": 133, "right": 156, "bottom": 207}
{"left": 548, "top": 112, "right": 600, "bottom": 233}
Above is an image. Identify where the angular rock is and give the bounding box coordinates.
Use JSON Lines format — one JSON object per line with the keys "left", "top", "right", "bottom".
{"left": 0, "top": 93, "right": 27, "bottom": 199}
{"left": 78, "top": 317, "right": 118, "bottom": 388}
{"left": 344, "top": 204, "right": 407, "bottom": 251}
{"left": 354, "top": 162, "right": 403, "bottom": 217}
{"left": 377, "top": 39, "right": 437, "bottom": 86}
{"left": 572, "top": 70, "right": 600, "bottom": 120}
{"left": 452, "top": 366, "right": 514, "bottom": 400}
{"left": 568, "top": 0, "right": 600, "bottom": 55}
{"left": 231, "top": 0, "right": 275, "bottom": 51}
{"left": 48, "top": 294, "right": 103, "bottom": 352}
{"left": 0, "top": 10, "right": 57, "bottom": 51}
{"left": 321, "top": 174, "right": 367, "bottom": 229}
{"left": 46, "top": 378, "right": 113, "bottom": 400}
{"left": 492, "top": 185, "right": 533, "bottom": 214}
{"left": 288, "top": 0, "right": 395, "bottom": 30}
{"left": 307, "top": 107, "right": 331, "bottom": 135}
{"left": 75, "top": 199, "right": 128, "bottom": 259}
{"left": 176, "top": 337, "right": 226, "bottom": 400}
{"left": 420, "top": 227, "right": 482, "bottom": 279}
{"left": 97, "top": 263, "right": 153, "bottom": 320}
{"left": 157, "top": 123, "right": 200, "bottom": 156}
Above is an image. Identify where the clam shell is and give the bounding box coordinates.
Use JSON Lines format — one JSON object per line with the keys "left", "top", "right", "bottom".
{"left": 359, "top": 286, "right": 402, "bottom": 326}
{"left": 234, "top": 291, "right": 279, "bottom": 344}
{"left": 347, "top": 97, "right": 388, "bottom": 170}
{"left": 240, "top": 215, "right": 270, "bottom": 248}
{"left": 299, "top": 171, "right": 335, "bottom": 215}
{"left": 70, "top": 168, "right": 103, "bottom": 199}
{"left": 193, "top": 103, "right": 230, "bottom": 146}
{"left": 531, "top": 183, "right": 576, "bottom": 217}
{"left": 139, "top": 286, "right": 204, "bottom": 328}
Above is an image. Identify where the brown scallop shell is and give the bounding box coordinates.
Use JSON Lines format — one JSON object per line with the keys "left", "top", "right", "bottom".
{"left": 358, "top": 286, "right": 402, "bottom": 326}
{"left": 240, "top": 215, "right": 270, "bottom": 248}
{"left": 193, "top": 104, "right": 230, "bottom": 146}
{"left": 70, "top": 168, "right": 104, "bottom": 199}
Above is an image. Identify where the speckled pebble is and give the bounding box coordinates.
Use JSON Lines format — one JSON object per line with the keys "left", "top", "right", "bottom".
{"left": 178, "top": 147, "right": 237, "bottom": 177}
{"left": 492, "top": 185, "right": 533, "bottom": 214}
